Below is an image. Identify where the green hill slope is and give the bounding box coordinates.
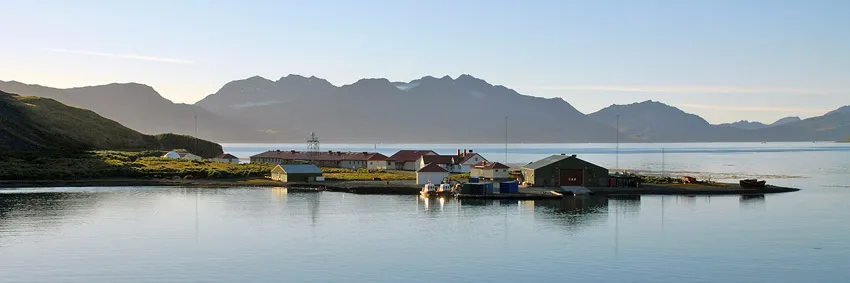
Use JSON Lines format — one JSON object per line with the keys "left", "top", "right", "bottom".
{"left": 0, "top": 90, "right": 222, "bottom": 157}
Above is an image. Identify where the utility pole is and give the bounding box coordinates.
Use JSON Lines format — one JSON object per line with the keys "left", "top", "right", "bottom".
{"left": 193, "top": 111, "right": 198, "bottom": 151}
{"left": 616, "top": 114, "right": 620, "bottom": 170}
{"left": 661, "top": 147, "right": 665, "bottom": 178}
{"left": 505, "top": 116, "right": 508, "bottom": 164}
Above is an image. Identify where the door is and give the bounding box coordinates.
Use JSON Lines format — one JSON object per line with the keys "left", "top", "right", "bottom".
{"left": 559, "top": 169, "right": 583, "bottom": 186}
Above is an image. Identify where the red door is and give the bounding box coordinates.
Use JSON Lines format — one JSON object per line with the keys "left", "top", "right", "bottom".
{"left": 559, "top": 169, "right": 583, "bottom": 186}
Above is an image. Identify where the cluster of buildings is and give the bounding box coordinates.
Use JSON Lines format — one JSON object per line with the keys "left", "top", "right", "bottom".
{"left": 164, "top": 146, "right": 616, "bottom": 189}
{"left": 249, "top": 148, "right": 613, "bottom": 188}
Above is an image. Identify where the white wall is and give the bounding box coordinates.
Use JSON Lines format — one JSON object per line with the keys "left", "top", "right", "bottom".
{"left": 479, "top": 168, "right": 510, "bottom": 179}
{"left": 340, "top": 160, "right": 367, "bottom": 169}
{"left": 416, "top": 172, "right": 449, "bottom": 185}
{"left": 367, "top": 160, "right": 387, "bottom": 170}
{"left": 403, "top": 161, "right": 418, "bottom": 171}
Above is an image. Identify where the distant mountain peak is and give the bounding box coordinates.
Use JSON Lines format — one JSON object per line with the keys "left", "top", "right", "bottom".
{"left": 770, "top": 116, "right": 802, "bottom": 126}
{"left": 826, "top": 105, "right": 850, "bottom": 116}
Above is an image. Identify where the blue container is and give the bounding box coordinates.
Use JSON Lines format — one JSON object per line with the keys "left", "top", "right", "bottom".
{"left": 483, "top": 182, "right": 494, "bottom": 194}
{"left": 499, "top": 181, "right": 514, "bottom": 193}
{"left": 469, "top": 177, "right": 479, "bottom": 183}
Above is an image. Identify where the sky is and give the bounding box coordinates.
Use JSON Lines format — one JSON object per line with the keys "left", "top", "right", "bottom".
{"left": 1, "top": 0, "right": 848, "bottom": 124}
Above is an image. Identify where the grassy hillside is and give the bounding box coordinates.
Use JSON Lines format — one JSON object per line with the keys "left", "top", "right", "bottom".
{"left": 841, "top": 137, "right": 850, "bottom": 142}
{"left": 0, "top": 90, "right": 222, "bottom": 157}
{"left": 0, "top": 151, "right": 272, "bottom": 180}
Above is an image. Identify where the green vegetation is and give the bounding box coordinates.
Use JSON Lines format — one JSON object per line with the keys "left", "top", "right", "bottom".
{"left": 840, "top": 137, "right": 850, "bottom": 142}
{"left": 450, "top": 173, "right": 471, "bottom": 182}
{"left": 638, "top": 175, "right": 680, "bottom": 184}
{"left": 0, "top": 91, "right": 222, "bottom": 157}
{"left": 0, "top": 151, "right": 273, "bottom": 180}
{"left": 321, "top": 168, "right": 415, "bottom": 181}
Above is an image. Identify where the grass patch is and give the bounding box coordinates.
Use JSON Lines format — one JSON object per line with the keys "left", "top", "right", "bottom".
{"left": 321, "top": 168, "right": 414, "bottom": 181}
{"left": 0, "top": 151, "right": 274, "bottom": 180}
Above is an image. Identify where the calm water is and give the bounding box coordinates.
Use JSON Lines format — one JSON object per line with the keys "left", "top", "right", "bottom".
{"left": 2, "top": 143, "right": 849, "bottom": 282}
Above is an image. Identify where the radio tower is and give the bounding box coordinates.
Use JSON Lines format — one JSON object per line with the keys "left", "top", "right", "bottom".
{"left": 307, "top": 133, "right": 320, "bottom": 165}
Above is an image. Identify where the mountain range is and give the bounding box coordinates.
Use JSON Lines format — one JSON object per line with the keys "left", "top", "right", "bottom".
{"left": 719, "top": 116, "right": 801, "bottom": 130}
{"left": 2, "top": 75, "right": 848, "bottom": 143}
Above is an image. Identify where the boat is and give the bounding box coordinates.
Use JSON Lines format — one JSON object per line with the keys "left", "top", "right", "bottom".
{"left": 739, "top": 179, "right": 766, "bottom": 188}
{"left": 420, "top": 182, "right": 453, "bottom": 197}
{"left": 286, "top": 186, "right": 325, "bottom": 192}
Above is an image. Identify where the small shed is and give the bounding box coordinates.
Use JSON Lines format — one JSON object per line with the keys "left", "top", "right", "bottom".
{"left": 211, "top": 153, "right": 240, "bottom": 164}
{"left": 270, "top": 164, "right": 323, "bottom": 183}
{"left": 416, "top": 163, "right": 450, "bottom": 185}
{"left": 470, "top": 161, "right": 511, "bottom": 180}
{"left": 521, "top": 154, "right": 609, "bottom": 187}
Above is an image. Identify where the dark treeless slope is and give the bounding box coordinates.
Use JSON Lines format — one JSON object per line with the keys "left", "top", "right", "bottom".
{"left": 0, "top": 81, "right": 264, "bottom": 143}
{"left": 0, "top": 90, "right": 222, "bottom": 157}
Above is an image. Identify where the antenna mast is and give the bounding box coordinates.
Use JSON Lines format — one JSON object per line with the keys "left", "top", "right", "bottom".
{"left": 308, "top": 132, "right": 320, "bottom": 165}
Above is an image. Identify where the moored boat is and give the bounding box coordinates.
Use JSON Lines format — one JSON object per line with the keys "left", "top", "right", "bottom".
{"left": 420, "top": 182, "right": 453, "bottom": 197}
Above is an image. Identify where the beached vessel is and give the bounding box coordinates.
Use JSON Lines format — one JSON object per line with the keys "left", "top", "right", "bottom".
{"left": 739, "top": 179, "right": 766, "bottom": 188}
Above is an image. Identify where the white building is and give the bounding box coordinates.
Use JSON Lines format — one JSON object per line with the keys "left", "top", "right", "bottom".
{"left": 471, "top": 162, "right": 511, "bottom": 180}
{"left": 416, "top": 149, "right": 487, "bottom": 173}
{"left": 162, "top": 151, "right": 202, "bottom": 160}
{"left": 387, "top": 150, "right": 437, "bottom": 171}
{"left": 367, "top": 153, "right": 389, "bottom": 170}
{"left": 210, "top": 153, "right": 240, "bottom": 164}
{"left": 416, "top": 163, "right": 450, "bottom": 185}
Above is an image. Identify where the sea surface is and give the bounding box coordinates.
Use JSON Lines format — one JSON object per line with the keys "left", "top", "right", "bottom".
{"left": 1, "top": 142, "right": 849, "bottom": 282}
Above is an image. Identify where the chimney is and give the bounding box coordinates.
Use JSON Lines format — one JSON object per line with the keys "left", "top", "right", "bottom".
{"left": 457, "top": 149, "right": 461, "bottom": 156}
{"left": 469, "top": 149, "right": 473, "bottom": 154}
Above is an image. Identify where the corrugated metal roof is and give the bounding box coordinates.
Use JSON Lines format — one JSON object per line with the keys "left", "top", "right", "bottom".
{"left": 522, "top": 155, "right": 574, "bottom": 170}
{"left": 278, "top": 164, "right": 322, "bottom": 174}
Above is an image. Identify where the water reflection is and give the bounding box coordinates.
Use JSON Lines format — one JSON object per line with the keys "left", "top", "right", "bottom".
{"left": 532, "top": 196, "right": 611, "bottom": 233}
{"left": 740, "top": 194, "right": 766, "bottom": 209}
{"left": 0, "top": 191, "right": 102, "bottom": 234}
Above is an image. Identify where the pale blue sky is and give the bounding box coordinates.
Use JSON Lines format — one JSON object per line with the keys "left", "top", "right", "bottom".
{"left": 1, "top": 0, "right": 848, "bottom": 123}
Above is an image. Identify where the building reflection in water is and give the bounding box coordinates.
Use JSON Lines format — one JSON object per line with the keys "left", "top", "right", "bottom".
{"left": 740, "top": 194, "right": 766, "bottom": 209}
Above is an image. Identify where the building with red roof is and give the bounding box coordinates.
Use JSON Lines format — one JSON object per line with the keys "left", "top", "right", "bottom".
{"left": 250, "top": 150, "right": 384, "bottom": 169}
{"left": 416, "top": 163, "right": 450, "bottom": 185}
{"left": 386, "top": 150, "right": 437, "bottom": 170}
{"left": 415, "top": 149, "right": 487, "bottom": 173}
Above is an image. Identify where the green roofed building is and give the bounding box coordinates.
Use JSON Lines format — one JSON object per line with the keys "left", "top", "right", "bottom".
{"left": 521, "top": 154, "right": 609, "bottom": 187}
{"left": 270, "top": 164, "right": 323, "bottom": 183}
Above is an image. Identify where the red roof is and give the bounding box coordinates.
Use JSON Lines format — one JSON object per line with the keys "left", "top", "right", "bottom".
{"left": 473, "top": 162, "right": 510, "bottom": 169}
{"left": 387, "top": 150, "right": 436, "bottom": 162}
{"left": 367, "top": 153, "right": 388, "bottom": 161}
{"left": 417, "top": 163, "right": 448, "bottom": 173}
{"left": 251, "top": 150, "right": 379, "bottom": 161}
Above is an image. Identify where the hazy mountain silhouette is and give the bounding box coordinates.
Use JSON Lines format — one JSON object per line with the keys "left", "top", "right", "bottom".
{"left": 769, "top": 116, "right": 802, "bottom": 126}
{"left": 0, "top": 80, "right": 262, "bottom": 142}
{"left": 721, "top": 120, "right": 769, "bottom": 130}
{"left": 721, "top": 116, "right": 802, "bottom": 130}
{"left": 3, "top": 76, "right": 849, "bottom": 143}
{"left": 588, "top": 100, "right": 754, "bottom": 142}
{"left": 196, "top": 74, "right": 616, "bottom": 143}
